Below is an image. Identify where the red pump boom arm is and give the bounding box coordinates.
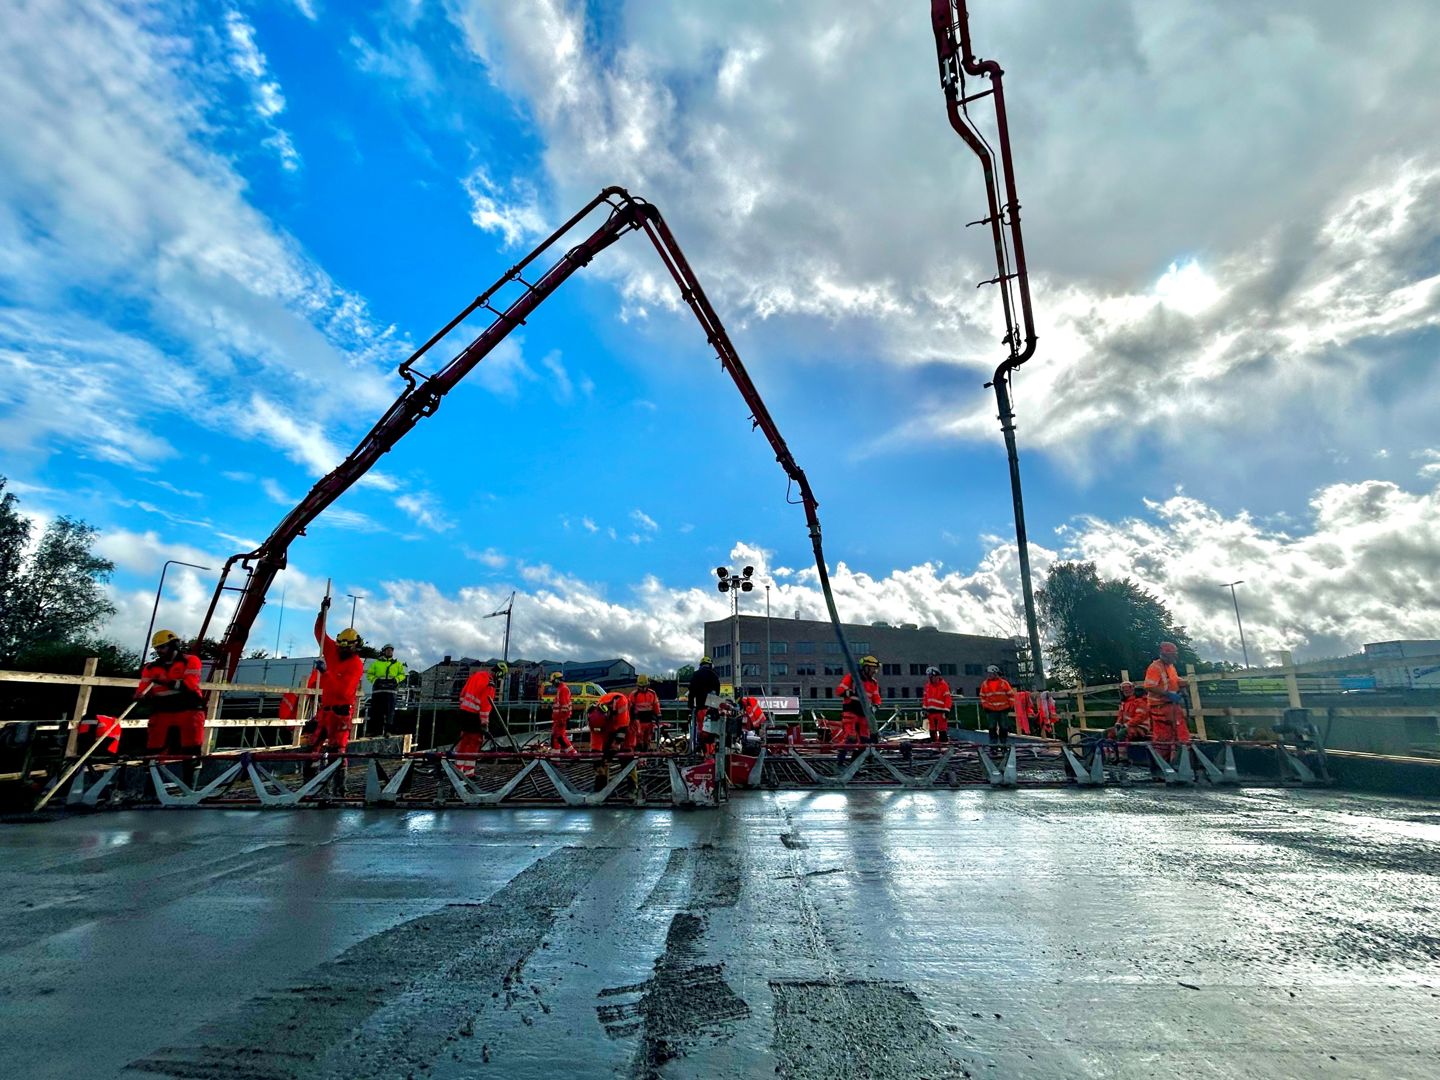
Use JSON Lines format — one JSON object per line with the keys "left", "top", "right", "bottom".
{"left": 199, "top": 188, "right": 861, "bottom": 705}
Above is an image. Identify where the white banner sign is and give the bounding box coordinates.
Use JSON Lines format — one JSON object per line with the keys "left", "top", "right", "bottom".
{"left": 757, "top": 696, "right": 800, "bottom": 714}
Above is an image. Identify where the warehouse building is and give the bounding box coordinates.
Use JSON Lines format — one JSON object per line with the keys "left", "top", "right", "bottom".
{"left": 701, "top": 615, "right": 1019, "bottom": 701}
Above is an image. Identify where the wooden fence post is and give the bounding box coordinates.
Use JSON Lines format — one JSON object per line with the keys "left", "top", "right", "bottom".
{"left": 1185, "top": 662, "right": 1206, "bottom": 739}
{"left": 203, "top": 674, "right": 226, "bottom": 754}
{"left": 1074, "top": 682, "right": 1087, "bottom": 730}
{"left": 65, "top": 657, "right": 99, "bottom": 756}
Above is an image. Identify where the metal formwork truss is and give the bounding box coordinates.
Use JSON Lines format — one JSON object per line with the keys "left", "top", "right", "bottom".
{"left": 44, "top": 739, "right": 1324, "bottom": 811}
{"left": 739, "top": 739, "right": 1322, "bottom": 791}
{"left": 50, "top": 750, "right": 719, "bottom": 811}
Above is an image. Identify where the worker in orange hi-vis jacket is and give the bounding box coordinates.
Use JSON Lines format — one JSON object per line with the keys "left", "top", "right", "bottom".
{"left": 1014, "top": 687, "right": 1033, "bottom": 736}
{"left": 137, "top": 630, "right": 206, "bottom": 779}
{"left": 457, "top": 660, "right": 508, "bottom": 771}
{"left": 1111, "top": 681, "right": 1151, "bottom": 741}
{"left": 1144, "top": 642, "right": 1191, "bottom": 752}
{"left": 978, "top": 665, "right": 1016, "bottom": 746}
{"left": 547, "top": 672, "right": 575, "bottom": 754}
{"left": 835, "top": 655, "right": 882, "bottom": 762}
{"left": 629, "top": 675, "right": 661, "bottom": 751}
{"left": 588, "top": 691, "right": 631, "bottom": 792}
{"left": 921, "top": 666, "right": 953, "bottom": 742}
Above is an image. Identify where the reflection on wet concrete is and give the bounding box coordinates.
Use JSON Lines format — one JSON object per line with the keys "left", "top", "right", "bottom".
{"left": 0, "top": 788, "right": 1436, "bottom": 1078}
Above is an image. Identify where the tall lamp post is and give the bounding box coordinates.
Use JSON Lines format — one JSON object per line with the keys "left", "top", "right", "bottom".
{"left": 1221, "top": 580, "right": 1250, "bottom": 668}
{"left": 142, "top": 560, "right": 212, "bottom": 664}
{"left": 715, "top": 565, "right": 755, "bottom": 803}
{"left": 484, "top": 591, "right": 516, "bottom": 700}
{"left": 346, "top": 593, "right": 364, "bottom": 628}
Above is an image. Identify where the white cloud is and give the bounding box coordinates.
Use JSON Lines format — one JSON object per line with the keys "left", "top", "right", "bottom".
{"left": 261, "top": 477, "right": 291, "bottom": 504}
{"left": 0, "top": 0, "right": 403, "bottom": 473}
{"left": 630, "top": 508, "right": 658, "bottom": 532}
{"left": 449, "top": 0, "right": 1440, "bottom": 481}
{"left": 396, "top": 491, "right": 455, "bottom": 532}
{"left": 581, "top": 516, "right": 598, "bottom": 533}
{"left": 223, "top": 9, "right": 300, "bottom": 170}
{"left": 462, "top": 167, "right": 547, "bottom": 248}
{"left": 464, "top": 545, "right": 508, "bottom": 568}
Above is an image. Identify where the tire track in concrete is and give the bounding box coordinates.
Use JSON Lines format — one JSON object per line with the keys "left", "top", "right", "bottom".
{"left": 126, "top": 845, "right": 615, "bottom": 1080}
{"left": 603, "top": 846, "right": 749, "bottom": 1076}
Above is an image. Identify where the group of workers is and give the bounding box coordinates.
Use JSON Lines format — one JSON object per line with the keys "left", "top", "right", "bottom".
{"left": 1107, "top": 640, "right": 1192, "bottom": 748}
{"left": 122, "top": 615, "right": 1194, "bottom": 789}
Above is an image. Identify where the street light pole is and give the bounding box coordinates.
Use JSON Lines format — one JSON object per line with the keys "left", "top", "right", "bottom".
{"left": 142, "top": 560, "right": 212, "bottom": 664}
{"left": 714, "top": 566, "right": 756, "bottom": 804}
{"left": 1221, "top": 580, "right": 1250, "bottom": 668}
{"left": 346, "top": 593, "right": 364, "bottom": 628}
{"left": 484, "top": 592, "right": 516, "bottom": 701}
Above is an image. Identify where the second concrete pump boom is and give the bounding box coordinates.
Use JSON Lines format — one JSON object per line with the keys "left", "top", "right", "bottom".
{"left": 198, "top": 187, "right": 874, "bottom": 730}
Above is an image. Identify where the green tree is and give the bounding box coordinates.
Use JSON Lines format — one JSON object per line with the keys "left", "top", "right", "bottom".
{"left": 1037, "top": 562, "right": 1197, "bottom": 685}
{"left": 675, "top": 664, "right": 696, "bottom": 684}
{"left": 0, "top": 478, "right": 117, "bottom": 666}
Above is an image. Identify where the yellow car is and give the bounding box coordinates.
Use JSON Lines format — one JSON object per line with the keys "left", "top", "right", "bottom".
{"left": 539, "top": 681, "right": 607, "bottom": 707}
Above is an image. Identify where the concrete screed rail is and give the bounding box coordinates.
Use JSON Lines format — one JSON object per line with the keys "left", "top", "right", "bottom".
{"left": 2, "top": 786, "right": 1438, "bottom": 1079}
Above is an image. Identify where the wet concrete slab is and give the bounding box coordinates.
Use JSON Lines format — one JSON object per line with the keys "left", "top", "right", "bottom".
{"left": 1, "top": 788, "right": 1437, "bottom": 1079}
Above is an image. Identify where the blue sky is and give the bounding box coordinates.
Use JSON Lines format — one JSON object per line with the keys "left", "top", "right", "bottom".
{"left": 3, "top": 0, "right": 1440, "bottom": 671}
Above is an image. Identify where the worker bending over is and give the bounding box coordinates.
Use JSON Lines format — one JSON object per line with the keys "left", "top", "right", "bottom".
{"left": 979, "top": 665, "right": 1016, "bottom": 746}
{"left": 835, "top": 655, "right": 882, "bottom": 763}
{"left": 137, "top": 629, "right": 206, "bottom": 782}
{"left": 922, "top": 666, "right": 953, "bottom": 742}
{"left": 630, "top": 675, "right": 661, "bottom": 751}
{"left": 457, "top": 660, "right": 508, "bottom": 769}
{"left": 547, "top": 672, "right": 575, "bottom": 754}
{"left": 588, "top": 691, "right": 631, "bottom": 791}
{"left": 310, "top": 598, "right": 365, "bottom": 793}
{"left": 1144, "top": 642, "right": 1191, "bottom": 754}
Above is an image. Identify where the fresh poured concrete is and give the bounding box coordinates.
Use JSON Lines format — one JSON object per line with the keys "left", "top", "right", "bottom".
{"left": 1, "top": 787, "right": 1437, "bottom": 1079}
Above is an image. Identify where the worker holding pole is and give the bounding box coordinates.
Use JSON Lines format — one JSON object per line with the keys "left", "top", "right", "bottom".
{"left": 1144, "top": 642, "right": 1191, "bottom": 756}
{"left": 311, "top": 595, "right": 365, "bottom": 792}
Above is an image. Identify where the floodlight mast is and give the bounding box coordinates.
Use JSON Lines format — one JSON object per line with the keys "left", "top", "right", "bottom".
{"left": 932, "top": 0, "right": 1046, "bottom": 692}
{"left": 199, "top": 188, "right": 870, "bottom": 730}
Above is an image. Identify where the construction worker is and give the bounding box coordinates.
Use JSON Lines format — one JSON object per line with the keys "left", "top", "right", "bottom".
{"left": 921, "top": 666, "right": 953, "bottom": 742}
{"left": 547, "top": 672, "right": 575, "bottom": 754}
{"left": 137, "top": 629, "right": 206, "bottom": 778}
{"left": 1110, "top": 681, "right": 1151, "bottom": 742}
{"left": 630, "top": 675, "right": 661, "bottom": 751}
{"left": 309, "top": 599, "right": 365, "bottom": 794}
{"left": 363, "top": 644, "right": 407, "bottom": 737}
{"left": 979, "top": 665, "right": 1016, "bottom": 746}
{"left": 587, "top": 690, "right": 631, "bottom": 791}
{"left": 1014, "top": 688, "right": 1033, "bottom": 736}
{"left": 688, "top": 656, "right": 721, "bottom": 754}
{"left": 835, "top": 655, "right": 882, "bottom": 761}
{"left": 457, "top": 661, "right": 508, "bottom": 767}
{"left": 1144, "top": 642, "right": 1191, "bottom": 752}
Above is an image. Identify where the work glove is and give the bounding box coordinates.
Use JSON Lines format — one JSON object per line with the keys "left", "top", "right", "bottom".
{"left": 1165, "top": 691, "right": 1185, "bottom": 705}
{"left": 320, "top": 595, "right": 331, "bottom": 611}
{"left": 314, "top": 659, "right": 327, "bottom": 674}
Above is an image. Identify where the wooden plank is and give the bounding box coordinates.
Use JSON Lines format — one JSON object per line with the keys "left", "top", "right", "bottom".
{"left": 65, "top": 657, "right": 99, "bottom": 755}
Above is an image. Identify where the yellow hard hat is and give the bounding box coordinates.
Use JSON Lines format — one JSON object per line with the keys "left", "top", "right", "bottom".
{"left": 152, "top": 629, "right": 180, "bottom": 648}
{"left": 700, "top": 655, "right": 712, "bottom": 665}
{"left": 549, "top": 671, "right": 563, "bottom": 683}
{"left": 860, "top": 654, "right": 878, "bottom": 667}
{"left": 637, "top": 674, "right": 649, "bottom": 687}
{"left": 493, "top": 661, "right": 509, "bottom": 675}
{"left": 336, "top": 628, "right": 361, "bottom": 647}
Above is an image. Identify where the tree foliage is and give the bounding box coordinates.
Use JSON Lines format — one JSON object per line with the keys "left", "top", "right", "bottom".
{"left": 1037, "top": 562, "right": 1198, "bottom": 685}
{"left": 0, "top": 477, "right": 117, "bottom": 666}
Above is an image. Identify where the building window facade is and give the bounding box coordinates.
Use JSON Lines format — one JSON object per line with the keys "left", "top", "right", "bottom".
{"left": 796, "top": 641, "right": 815, "bottom": 653}
{"left": 770, "top": 663, "right": 789, "bottom": 676}
{"left": 713, "top": 643, "right": 732, "bottom": 659}
{"left": 965, "top": 663, "right": 984, "bottom": 676}
{"left": 741, "top": 663, "right": 762, "bottom": 677}
{"left": 770, "top": 641, "right": 788, "bottom": 654}
{"left": 796, "top": 663, "right": 817, "bottom": 676}
{"left": 741, "top": 641, "right": 761, "bottom": 655}
{"left": 940, "top": 663, "right": 958, "bottom": 676}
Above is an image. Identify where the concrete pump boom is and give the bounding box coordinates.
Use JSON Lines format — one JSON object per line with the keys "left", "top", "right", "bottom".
{"left": 198, "top": 187, "right": 872, "bottom": 729}
{"left": 932, "top": 0, "right": 1046, "bottom": 692}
